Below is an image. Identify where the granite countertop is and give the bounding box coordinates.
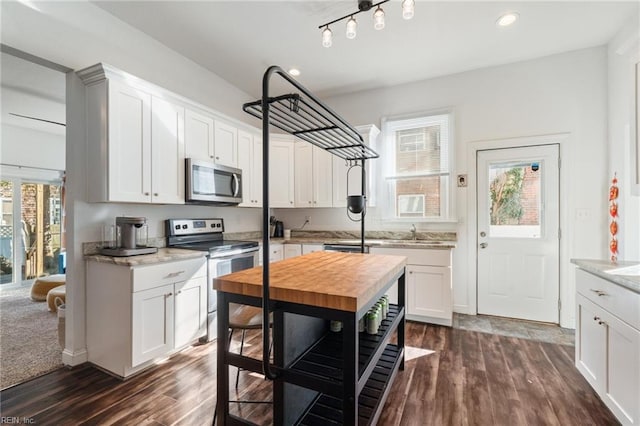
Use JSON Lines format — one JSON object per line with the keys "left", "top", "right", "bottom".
{"left": 85, "top": 248, "right": 207, "bottom": 266}
{"left": 571, "top": 259, "right": 640, "bottom": 294}
{"left": 240, "top": 230, "right": 457, "bottom": 249}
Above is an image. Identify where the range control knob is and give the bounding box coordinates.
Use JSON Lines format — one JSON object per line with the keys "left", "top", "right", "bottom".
{"left": 182, "top": 224, "right": 188, "bottom": 229}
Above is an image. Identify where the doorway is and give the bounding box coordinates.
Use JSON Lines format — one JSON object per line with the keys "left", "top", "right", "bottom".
{"left": 477, "top": 144, "right": 560, "bottom": 323}
{"left": 0, "top": 177, "right": 63, "bottom": 287}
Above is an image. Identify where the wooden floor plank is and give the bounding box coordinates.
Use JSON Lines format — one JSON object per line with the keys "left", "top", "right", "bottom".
{"left": 0, "top": 322, "right": 618, "bottom": 426}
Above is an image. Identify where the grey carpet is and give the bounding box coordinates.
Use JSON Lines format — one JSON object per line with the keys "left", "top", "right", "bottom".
{"left": 0, "top": 285, "right": 63, "bottom": 390}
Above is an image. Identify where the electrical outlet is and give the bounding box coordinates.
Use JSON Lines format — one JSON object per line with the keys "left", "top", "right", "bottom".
{"left": 305, "top": 215, "right": 311, "bottom": 222}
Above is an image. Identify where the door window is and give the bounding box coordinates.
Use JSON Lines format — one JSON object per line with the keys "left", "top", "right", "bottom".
{"left": 488, "top": 161, "right": 542, "bottom": 238}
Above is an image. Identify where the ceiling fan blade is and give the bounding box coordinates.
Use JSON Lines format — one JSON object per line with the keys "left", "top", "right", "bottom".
{"left": 8, "top": 112, "right": 65, "bottom": 126}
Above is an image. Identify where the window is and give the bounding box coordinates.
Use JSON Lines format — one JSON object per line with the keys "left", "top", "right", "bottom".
{"left": 383, "top": 113, "right": 452, "bottom": 220}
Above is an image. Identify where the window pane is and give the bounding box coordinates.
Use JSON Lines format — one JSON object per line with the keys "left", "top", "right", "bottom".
{"left": 21, "top": 183, "right": 62, "bottom": 279}
{"left": 488, "top": 162, "right": 541, "bottom": 238}
{"left": 396, "top": 125, "right": 441, "bottom": 174}
{"left": 395, "top": 177, "right": 442, "bottom": 217}
{"left": 1, "top": 180, "right": 13, "bottom": 284}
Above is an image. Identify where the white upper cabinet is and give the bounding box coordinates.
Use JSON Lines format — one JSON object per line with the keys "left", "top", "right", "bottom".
{"left": 151, "top": 97, "right": 185, "bottom": 204}
{"left": 80, "top": 64, "right": 186, "bottom": 204}
{"left": 185, "top": 108, "right": 215, "bottom": 161}
{"left": 106, "top": 79, "right": 152, "bottom": 203}
{"left": 295, "top": 142, "right": 332, "bottom": 208}
{"left": 270, "top": 135, "right": 295, "bottom": 208}
{"left": 214, "top": 121, "right": 238, "bottom": 167}
{"left": 238, "top": 130, "right": 263, "bottom": 207}
{"left": 333, "top": 125, "right": 379, "bottom": 208}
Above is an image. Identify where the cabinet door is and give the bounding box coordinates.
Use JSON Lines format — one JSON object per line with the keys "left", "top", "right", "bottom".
{"left": 151, "top": 97, "right": 185, "bottom": 204}
{"left": 252, "top": 136, "right": 263, "bottom": 207}
{"left": 132, "top": 284, "right": 174, "bottom": 366}
{"left": 294, "top": 142, "right": 313, "bottom": 207}
{"left": 108, "top": 80, "right": 152, "bottom": 203}
{"left": 575, "top": 295, "right": 606, "bottom": 391}
{"left": 603, "top": 307, "right": 640, "bottom": 425}
{"left": 185, "top": 109, "right": 214, "bottom": 161}
{"left": 284, "top": 244, "right": 302, "bottom": 259}
{"left": 270, "top": 244, "right": 284, "bottom": 262}
{"left": 270, "top": 137, "right": 295, "bottom": 208}
{"left": 302, "top": 244, "right": 324, "bottom": 255}
{"left": 313, "top": 146, "right": 333, "bottom": 207}
{"left": 407, "top": 265, "right": 452, "bottom": 325}
{"left": 214, "top": 121, "right": 238, "bottom": 167}
{"left": 174, "top": 276, "right": 207, "bottom": 349}
{"left": 237, "top": 130, "right": 254, "bottom": 207}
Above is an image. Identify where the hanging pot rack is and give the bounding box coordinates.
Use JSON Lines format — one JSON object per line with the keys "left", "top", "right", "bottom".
{"left": 241, "top": 65, "right": 379, "bottom": 382}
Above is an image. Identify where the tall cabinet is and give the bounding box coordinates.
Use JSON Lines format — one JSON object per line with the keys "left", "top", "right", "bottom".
{"left": 79, "top": 64, "right": 185, "bottom": 204}
{"left": 294, "top": 142, "right": 333, "bottom": 208}
{"left": 237, "top": 130, "right": 263, "bottom": 207}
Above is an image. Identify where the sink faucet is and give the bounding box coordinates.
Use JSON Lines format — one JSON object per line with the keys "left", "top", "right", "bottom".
{"left": 410, "top": 224, "right": 417, "bottom": 241}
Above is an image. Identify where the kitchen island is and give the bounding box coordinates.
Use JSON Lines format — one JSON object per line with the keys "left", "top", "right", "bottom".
{"left": 214, "top": 251, "right": 407, "bottom": 425}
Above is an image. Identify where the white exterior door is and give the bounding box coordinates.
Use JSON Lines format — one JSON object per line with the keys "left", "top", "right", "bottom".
{"left": 477, "top": 144, "right": 560, "bottom": 323}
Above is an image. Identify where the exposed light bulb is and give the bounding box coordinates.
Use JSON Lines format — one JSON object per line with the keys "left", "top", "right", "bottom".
{"left": 373, "top": 6, "right": 385, "bottom": 30}
{"left": 402, "top": 0, "right": 415, "bottom": 20}
{"left": 322, "top": 26, "right": 332, "bottom": 47}
{"left": 346, "top": 16, "right": 357, "bottom": 39}
{"left": 496, "top": 12, "right": 519, "bottom": 27}
{"left": 288, "top": 68, "right": 300, "bottom": 77}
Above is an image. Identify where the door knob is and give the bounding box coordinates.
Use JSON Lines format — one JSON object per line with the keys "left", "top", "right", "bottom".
{"left": 480, "top": 243, "right": 488, "bottom": 249}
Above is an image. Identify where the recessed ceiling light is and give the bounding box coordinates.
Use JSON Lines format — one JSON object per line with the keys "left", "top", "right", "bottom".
{"left": 288, "top": 68, "right": 301, "bottom": 77}
{"left": 496, "top": 12, "right": 519, "bottom": 27}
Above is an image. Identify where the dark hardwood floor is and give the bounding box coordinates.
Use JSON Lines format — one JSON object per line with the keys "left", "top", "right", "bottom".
{"left": 0, "top": 321, "right": 618, "bottom": 425}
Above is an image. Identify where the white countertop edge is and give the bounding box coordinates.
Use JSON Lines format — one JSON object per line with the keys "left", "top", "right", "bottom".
{"left": 571, "top": 259, "right": 640, "bottom": 294}
{"left": 85, "top": 248, "right": 207, "bottom": 266}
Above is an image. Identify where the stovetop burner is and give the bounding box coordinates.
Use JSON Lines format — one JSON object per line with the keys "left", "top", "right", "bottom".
{"left": 165, "top": 218, "right": 258, "bottom": 256}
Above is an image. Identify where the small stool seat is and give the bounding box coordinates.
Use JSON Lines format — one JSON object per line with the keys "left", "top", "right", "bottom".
{"left": 30, "top": 274, "right": 66, "bottom": 301}
{"left": 46, "top": 285, "right": 66, "bottom": 312}
{"left": 229, "top": 303, "right": 263, "bottom": 329}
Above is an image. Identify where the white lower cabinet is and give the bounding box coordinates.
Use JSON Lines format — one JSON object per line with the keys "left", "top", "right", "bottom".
{"left": 370, "top": 247, "right": 453, "bottom": 326}
{"left": 258, "top": 243, "right": 284, "bottom": 265}
{"left": 284, "top": 244, "right": 302, "bottom": 259}
{"left": 575, "top": 269, "right": 640, "bottom": 425}
{"left": 302, "top": 244, "right": 324, "bottom": 254}
{"left": 87, "top": 257, "right": 207, "bottom": 378}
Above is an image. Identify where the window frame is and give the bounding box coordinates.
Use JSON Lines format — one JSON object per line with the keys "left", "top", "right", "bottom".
{"left": 381, "top": 110, "right": 455, "bottom": 222}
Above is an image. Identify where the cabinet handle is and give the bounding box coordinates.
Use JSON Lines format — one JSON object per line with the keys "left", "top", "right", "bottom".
{"left": 290, "top": 201, "right": 293, "bottom": 204}
{"left": 590, "top": 289, "right": 608, "bottom": 297}
{"left": 308, "top": 201, "right": 312, "bottom": 204}
{"left": 598, "top": 320, "right": 606, "bottom": 326}
{"left": 210, "top": 155, "right": 214, "bottom": 159}
{"left": 409, "top": 271, "right": 413, "bottom": 274}
{"left": 215, "top": 156, "right": 220, "bottom": 160}
{"left": 593, "top": 316, "right": 600, "bottom": 321}
{"left": 165, "top": 270, "right": 185, "bottom": 278}
{"left": 166, "top": 292, "right": 173, "bottom": 297}
{"left": 154, "top": 193, "right": 159, "bottom": 197}
{"left": 176, "top": 290, "right": 182, "bottom": 295}
{"left": 144, "top": 192, "right": 150, "bottom": 196}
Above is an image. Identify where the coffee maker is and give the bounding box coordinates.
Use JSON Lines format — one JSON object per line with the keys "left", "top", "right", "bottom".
{"left": 100, "top": 216, "right": 158, "bottom": 257}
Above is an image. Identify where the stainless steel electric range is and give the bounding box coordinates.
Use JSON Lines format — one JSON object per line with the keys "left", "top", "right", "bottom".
{"left": 165, "top": 218, "right": 259, "bottom": 342}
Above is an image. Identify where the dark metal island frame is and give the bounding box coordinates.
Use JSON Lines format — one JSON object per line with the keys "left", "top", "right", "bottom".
{"left": 215, "top": 251, "right": 407, "bottom": 424}
{"left": 215, "top": 65, "right": 406, "bottom": 424}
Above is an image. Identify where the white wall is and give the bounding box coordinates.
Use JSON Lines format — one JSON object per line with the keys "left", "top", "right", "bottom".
{"left": 2, "top": 1, "right": 263, "bottom": 365}
{"left": 0, "top": 125, "right": 65, "bottom": 171}
{"left": 608, "top": 16, "right": 640, "bottom": 261}
{"left": 276, "top": 47, "right": 610, "bottom": 328}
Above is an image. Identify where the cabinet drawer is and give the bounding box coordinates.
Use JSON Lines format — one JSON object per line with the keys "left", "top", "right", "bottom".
{"left": 370, "top": 247, "right": 451, "bottom": 267}
{"left": 576, "top": 269, "right": 640, "bottom": 329}
{"left": 133, "top": 258, "right": 206, "bottom": 292}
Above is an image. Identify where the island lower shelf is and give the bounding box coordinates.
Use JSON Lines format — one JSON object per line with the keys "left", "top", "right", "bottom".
{"left": 296, "top": 344, "right": 403, "bottom": 426}
{"left": 286, "top": 305, "right": 404, "bottom": 397}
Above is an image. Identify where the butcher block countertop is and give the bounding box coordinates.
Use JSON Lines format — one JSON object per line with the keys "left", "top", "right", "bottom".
{"left": 214, "top": 251, "right": 407, "bottom": 312}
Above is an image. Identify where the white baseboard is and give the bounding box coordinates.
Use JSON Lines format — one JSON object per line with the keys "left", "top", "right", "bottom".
{"left": 62, "top": 348, "right": 88, "bottom": 366}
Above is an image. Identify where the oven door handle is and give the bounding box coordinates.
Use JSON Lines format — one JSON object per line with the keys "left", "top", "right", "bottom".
{"left": 209, "top": 249, "right": 258, "bottom": 262}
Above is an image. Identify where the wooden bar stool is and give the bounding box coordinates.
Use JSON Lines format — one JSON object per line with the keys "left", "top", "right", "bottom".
{"left": 228, "top": 303, "right": 264, "bottom": 388}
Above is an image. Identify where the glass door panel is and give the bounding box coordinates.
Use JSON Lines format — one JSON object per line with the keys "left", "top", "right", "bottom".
{"left": 21, "top": 182, "right": 62, "bottom": 280}
{"left": 0, "top": 180, "right": 14, "bottom": 284}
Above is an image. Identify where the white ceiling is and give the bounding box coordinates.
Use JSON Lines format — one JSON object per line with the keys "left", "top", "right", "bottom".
{"left": 93, "top": 1, "right": 638, "bottom": 99}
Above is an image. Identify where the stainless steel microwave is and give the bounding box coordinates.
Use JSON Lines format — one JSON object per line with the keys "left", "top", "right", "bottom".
{"left": 185, "top": 159, "right": 242, "bottom": 205}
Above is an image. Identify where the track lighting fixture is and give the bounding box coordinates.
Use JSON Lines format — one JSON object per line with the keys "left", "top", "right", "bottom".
{"left": 319, "top": 0, "right": 414, "bottom": 48}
